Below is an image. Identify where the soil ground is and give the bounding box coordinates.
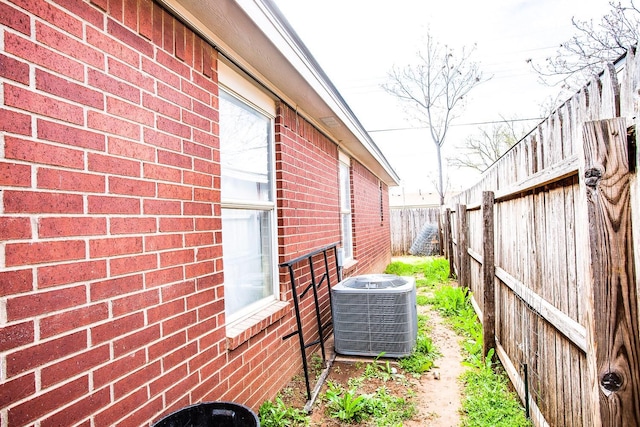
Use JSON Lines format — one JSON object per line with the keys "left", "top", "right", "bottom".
{"left": 279, "top": 291, "right": 465, "bottom": 426}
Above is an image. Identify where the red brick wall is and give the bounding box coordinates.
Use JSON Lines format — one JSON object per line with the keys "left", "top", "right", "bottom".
{"left": 276, "top": 103, "right": 341, "bottom": 256}
{"left": 0, "top": 0, "right": 391, "bottom": 424}
{"left": 275, "top": 102, "right": 341, "bottom": 361}
{"left": 350, "top": 160, "right": 392, "bottom": 275}
{"left": 0, "top": 0, "right": 233, "bottom": 424}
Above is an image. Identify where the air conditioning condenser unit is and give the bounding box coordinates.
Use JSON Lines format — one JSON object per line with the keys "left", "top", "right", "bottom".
{"left": 331, "top": 274, "right": 417, "bottom": 358}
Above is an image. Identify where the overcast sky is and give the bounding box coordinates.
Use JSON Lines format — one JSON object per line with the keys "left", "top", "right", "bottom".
{"left": 273, "top": 0, "right": 613, "bottom": 192}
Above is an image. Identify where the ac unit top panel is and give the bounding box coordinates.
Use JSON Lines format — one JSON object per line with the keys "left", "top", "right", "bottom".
{"left": 340, "top": 274, "right": 407, "bottom": 289}
{"left": 333, "top": 274, "right": 415, "bottom": 293}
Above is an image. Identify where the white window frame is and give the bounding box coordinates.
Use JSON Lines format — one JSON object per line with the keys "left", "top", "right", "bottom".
{"left": 339, "top": 152, "right": 353, "bottom": 263}
{"left": 219, "top": 60, "right": 278, "bottom": 324}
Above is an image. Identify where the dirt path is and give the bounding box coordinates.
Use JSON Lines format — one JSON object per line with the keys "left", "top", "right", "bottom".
{"left": 405, "top": 304, "right": 464, "bottom": 426}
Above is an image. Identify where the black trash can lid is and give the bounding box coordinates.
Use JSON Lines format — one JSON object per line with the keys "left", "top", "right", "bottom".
{"left": 153, "top": 401, "right": 260, "bottom": 427}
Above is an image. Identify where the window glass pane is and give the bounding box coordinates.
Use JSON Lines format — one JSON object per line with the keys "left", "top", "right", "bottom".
{"left": 339, "top": 160, "right": 353, "bottom": 260}
{"left": 341, "top": 213, "right": 353, "bottom": 260}
{"left": 220, "top": 92, "right": 272, "bottom": 202}
{"left": 222, "top": 208, "right": 274, "bottom": 317}
{"left": 339, "top": 161, "right": 350, "bottom": 211}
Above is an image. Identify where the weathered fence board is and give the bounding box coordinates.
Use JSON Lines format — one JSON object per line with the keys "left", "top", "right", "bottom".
{"left": 442, "top": 45, "right": 640, "bottom": 427}
{"left": 582, "top": 118, "right": 640, "bottom": 425}
{"left": 495, "top": 266, "right": 586, "bottom": 352}
{"left": 482, "top": 192, "right": 495, "bottom": 359}
{"left": 390, "top": 207, "right": 440, "bottom": 255}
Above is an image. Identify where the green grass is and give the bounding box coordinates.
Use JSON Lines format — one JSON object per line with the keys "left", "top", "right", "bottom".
{"left": 385, "top": 257, "right": 450, "bottom": 288}
{"left": 416, "top": 294, "right": 429, "bottom": 306}
{"left": 399, "top": 314, "right": 439, "bottom": 374}
{"left": 427, "top": 282, "right": 531, "bottom": 427}
{"left": 461, "top": 356, "right": 532, "bottom": 427}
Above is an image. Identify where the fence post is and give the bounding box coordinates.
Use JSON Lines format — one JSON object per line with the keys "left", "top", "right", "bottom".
{"left": 457, "top": 204, "right": 469, "bottom": 288}
{"left": 581, "top": 118, "right": 640, "bottom": 425}
{"left": 443, "top": 208, "right": 455, "bottom": 278}
{"left": 447, "top": 209, "right": 454, "bottom": 274}
{"left": 482, "top": 191, "right": 495, "bottom": 360}
{"left": 437, "top": 212, "right": 444, "bottom": 256}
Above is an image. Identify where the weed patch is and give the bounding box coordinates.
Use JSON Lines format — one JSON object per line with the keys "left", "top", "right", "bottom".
{"left": 461, "top": 355, "right": 531, "bottom": 427}
{"left": 323, "top": 380, "right": 416, "bottom": 426}
{"left": 396, "top": 314, "right": 439, "bottom": 375}
{"left": 259, "top": 396, "right": 309, "bottom": 427}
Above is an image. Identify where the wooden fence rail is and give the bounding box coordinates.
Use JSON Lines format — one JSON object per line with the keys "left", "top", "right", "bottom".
{"left": 442, "top": 45, "right": 640, "bottom": 427}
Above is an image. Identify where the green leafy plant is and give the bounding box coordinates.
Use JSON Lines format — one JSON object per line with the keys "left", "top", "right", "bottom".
{"left": 420, "top": 257, "right": 451, "bottom": 285}
{"left": 363, "top": 353, "right": 396, "bottom": 382}
{"left": 310, "top": 353, "right": 324, "bottom": 379}
{"left": 324, "top": 381, "right": 416, "bottom": 426}
{"left": 258, "top": 396, "right": 309, "bottom": 427}
{"left": 325, "top": 386, "right": 370, "bottom": 423}
{"left": 399, "top": 334, "right": 439, "bottom": 374}
{"left": 346, "top": 375, "right": 364, "bottom": 390}
{"left": 430, "top": 285, "right": 468, "bottom": 317}
{"left": 417, "top": 313, "right": 429, "bottom": 331}
{"left": 324, "top": 380, "right": 342, "bottom": 400}
{"left": 398, "top": 312, "right": 440, "bottom": 375}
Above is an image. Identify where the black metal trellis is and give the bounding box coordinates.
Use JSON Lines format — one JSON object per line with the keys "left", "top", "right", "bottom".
{"left": 279, "top": 242, "right": 340, "bottom": 401}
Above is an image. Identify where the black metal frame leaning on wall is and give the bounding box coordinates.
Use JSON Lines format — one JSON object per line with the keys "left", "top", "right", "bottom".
{"left": 279, "top": 243, "right": 340, "bottom": 407}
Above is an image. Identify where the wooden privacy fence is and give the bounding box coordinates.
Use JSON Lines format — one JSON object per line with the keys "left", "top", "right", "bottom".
{"left": 443, "top": 46, "right": 640, "bottom": 427}
{"left": 390, "top": 207, "right": 440, "bottom": 255}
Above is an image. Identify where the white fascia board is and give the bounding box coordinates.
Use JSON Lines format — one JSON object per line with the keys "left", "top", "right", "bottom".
{"left": 247, "top": 0, "right": 399, "bottom": 182}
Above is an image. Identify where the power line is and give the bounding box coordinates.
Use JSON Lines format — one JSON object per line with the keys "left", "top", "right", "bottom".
{"left": 367, "top": 117, "right": 544, "bottom": 133}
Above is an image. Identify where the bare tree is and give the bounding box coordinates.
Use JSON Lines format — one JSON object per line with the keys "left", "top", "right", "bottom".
{"left": 383, "top": 33, "right": 485, "bottom": 205}
{"left": 529, "top": 1, "right": 639, "bottom": 92}
{"left": 448, "top": 119, "right": 522, "bottom": 172}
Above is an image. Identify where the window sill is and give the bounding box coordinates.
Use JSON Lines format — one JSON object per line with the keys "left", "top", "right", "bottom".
{"left": 226, "top": 300, "right": 290, "bottom": 350}
{"left": 342, "top": 259, "right": 358, "bottom": 275}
